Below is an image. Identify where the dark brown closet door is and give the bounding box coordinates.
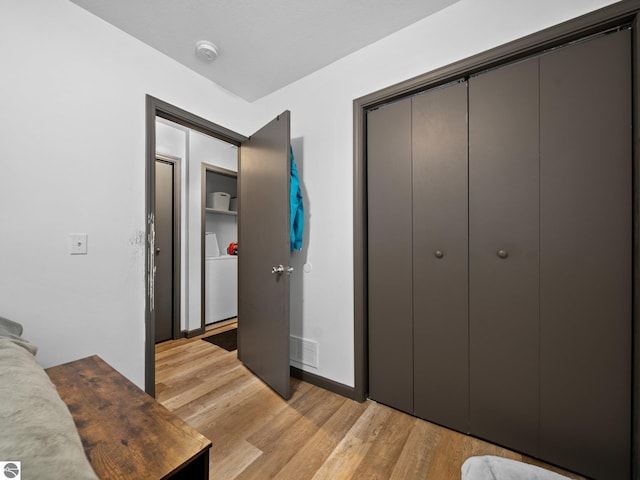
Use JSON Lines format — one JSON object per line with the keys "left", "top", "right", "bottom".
{"left": 468, "top": 57, "right": 540, "bottom": 455}
{"left": 539, "top": 30, "right": 631, "bottom": 480}
{"left": 367, "top": 97, "right": 413, "bottom": 413}
{"left": 412, "top": 82, "right": 469, "bottom": 432}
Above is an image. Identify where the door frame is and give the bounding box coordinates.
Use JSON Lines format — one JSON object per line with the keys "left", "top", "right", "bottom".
{"left": 145, "top": 95, "right": 247, "bottom": 396}
{"left": 155, "top": 153, "right": 182, "bottom": 341}
{"left": 352, "top": 1, "right": 640, "bottom": 474}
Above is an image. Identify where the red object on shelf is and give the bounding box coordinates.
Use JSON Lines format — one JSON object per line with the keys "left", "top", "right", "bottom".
{"left": 227, "top": 242, "right": 238, "bottom": 255}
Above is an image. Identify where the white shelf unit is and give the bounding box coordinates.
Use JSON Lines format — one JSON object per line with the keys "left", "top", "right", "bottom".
{"left": 205, "top": 208, "right": 237, "bottom": 216}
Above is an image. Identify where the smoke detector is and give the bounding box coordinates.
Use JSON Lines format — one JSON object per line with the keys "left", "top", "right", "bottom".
{"left": 195, "top": 41, "right": 219, "bottom": 62}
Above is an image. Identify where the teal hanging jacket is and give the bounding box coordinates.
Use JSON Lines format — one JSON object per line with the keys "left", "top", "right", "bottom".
{"left": 290, "top": 146, "right": 304, "bottom": 251}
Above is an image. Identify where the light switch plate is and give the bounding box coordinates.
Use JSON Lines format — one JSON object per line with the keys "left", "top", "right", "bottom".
{"left": 69, "top": 233, "right": 88, "bottom": 255}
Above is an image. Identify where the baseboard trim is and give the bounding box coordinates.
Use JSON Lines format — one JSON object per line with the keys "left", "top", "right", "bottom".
{"left": 290, "top": 366, "right": 362, "bottom": 402}
{"left": 185, "top": 327, "right": 205, "bottom": 338}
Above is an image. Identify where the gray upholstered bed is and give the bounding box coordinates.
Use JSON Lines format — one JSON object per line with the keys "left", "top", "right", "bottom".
{"left": 0, "top": 317, "right": 98, "bottom": 479}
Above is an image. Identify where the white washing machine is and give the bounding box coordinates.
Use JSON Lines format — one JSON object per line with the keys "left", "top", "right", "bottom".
{"left": 205, "top": 255, "right": 238, "bottom": 324}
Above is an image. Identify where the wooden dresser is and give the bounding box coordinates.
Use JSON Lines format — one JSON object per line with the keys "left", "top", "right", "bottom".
{"left": 46, "top": 355, "right": 211, "bottom": 480}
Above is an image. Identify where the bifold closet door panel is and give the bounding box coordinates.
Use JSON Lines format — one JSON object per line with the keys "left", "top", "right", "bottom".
{"left": 468, "top": 58, "right": 540, "bottom": 455}
{"left": 539, "top": 29, "right": 631, "bottom": 480}
{"left": 412, "top": 82, "right": 469, "bottom": 432}
{"left": 367, "top": 98, "right": 414, "bottom": 414}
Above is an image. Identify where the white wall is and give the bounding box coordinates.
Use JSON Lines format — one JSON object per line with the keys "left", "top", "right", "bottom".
{"left": 250, "top": 0, "right": 619, "bottom": 387}
{"left": 191, "top": 130, "right": 239, "bottom": 173}
{"left": 0, "top": 0, "right": 620, "bottom": 391}
{"left": 0, "top": 0, "right": 251, "bottom": 387}
{"left": 156, "top": 120, "right": 188, "bottom": 159}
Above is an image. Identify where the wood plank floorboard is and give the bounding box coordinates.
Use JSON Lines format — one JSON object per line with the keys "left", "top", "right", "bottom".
{"left": 389, "top": 420, "right": 441, "bottom": 480}
{"left": 350, "top": 409, "right": 416, "bottom": 480}
{"left": 155, "top": 326, "right": 586, "bottom": 480}
{"left": 239, "top": 389, "right": 348, "bottom": 480}
{"left": 272, "top": 399, "right": 368, "bottom": 480}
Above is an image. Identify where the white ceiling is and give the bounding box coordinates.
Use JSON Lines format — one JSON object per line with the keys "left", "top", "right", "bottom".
{"left": 70, "top": 0, "right": 459, "bottom": 102}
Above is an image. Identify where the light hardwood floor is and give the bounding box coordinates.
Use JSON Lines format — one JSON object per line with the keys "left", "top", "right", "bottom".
{"left": 155, "top": 323, "right": 585, "bottom": 480}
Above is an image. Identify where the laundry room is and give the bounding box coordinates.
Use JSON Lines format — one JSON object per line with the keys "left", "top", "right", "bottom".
{"left": 204, "top": 168, "right": 238, "bottom": 326}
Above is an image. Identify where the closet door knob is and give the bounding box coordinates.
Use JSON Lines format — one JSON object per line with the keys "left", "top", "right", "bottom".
{"left": 434, "top": 250, "right": 444, "bottom": 259}
{"left": 497, "top": 249, "right": 509, "bottom": 259}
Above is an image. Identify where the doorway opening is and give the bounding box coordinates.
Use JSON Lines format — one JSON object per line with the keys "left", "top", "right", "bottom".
{"left": 145, "top": 96, "right": 246, "bottom": 396}
{"left": 146, "top": 97, "right": 293, "bottom": 401}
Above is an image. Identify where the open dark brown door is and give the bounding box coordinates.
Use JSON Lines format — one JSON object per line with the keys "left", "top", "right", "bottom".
{"left": 238, "top": 111, "right": 291, "bottom": 399}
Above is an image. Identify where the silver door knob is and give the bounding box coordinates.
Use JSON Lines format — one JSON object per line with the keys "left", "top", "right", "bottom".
{"left": 497, "top": 249, "right": 509, "bottom": 259}
{"left": 272, "top": 265, "right": 294, "bottom": 275}
{"left": 434, "top": 250, "right": 444, "bottom": 259}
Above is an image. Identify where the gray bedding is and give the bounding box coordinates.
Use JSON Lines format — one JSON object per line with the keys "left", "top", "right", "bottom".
{"left": 0, "top": 318, "right": 98, "bottom": 479}
{"left": 462, "top": 456, "right": 570, "bottom": 480}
